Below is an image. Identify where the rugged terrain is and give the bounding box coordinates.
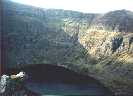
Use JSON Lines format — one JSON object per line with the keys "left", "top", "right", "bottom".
{"left": 1, "top": 0, "right": 133, "bottom": 95}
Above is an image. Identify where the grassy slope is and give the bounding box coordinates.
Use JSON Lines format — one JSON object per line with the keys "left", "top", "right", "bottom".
{"left": 79, "top": 30, "right": 133, "bottom": 95}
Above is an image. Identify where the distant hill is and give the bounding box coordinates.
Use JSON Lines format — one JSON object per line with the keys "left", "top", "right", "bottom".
{"left": 94, "top": 10, "right": 133, "bottom": 32}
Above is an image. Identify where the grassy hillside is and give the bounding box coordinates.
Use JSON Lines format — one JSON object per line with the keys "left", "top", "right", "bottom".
{"left": 79, "top": 30, "right": 133, "bottom": 95}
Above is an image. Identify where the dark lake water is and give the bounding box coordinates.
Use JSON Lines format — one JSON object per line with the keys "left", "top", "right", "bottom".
{"left": 6, "top": 64, "right": 113, "bottom": 96}
{"left": 25, "top": 82, "right": 110, "bottom": 95}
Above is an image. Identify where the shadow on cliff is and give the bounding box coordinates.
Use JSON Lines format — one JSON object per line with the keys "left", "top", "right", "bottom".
{"left": 2, "top": 0, "right": 96, "bottom": 72}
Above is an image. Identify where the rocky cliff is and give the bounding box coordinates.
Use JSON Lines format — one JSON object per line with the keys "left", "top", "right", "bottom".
{"left": 2, "top": 0, "right": 133, "bottom": 95}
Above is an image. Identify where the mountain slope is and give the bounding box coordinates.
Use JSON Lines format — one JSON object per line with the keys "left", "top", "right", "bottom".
{"left": 94, "top": 10, "right": 133, "bottom": 32}
{"left": 80, "top": 30, "right": 133, "bottom": 95}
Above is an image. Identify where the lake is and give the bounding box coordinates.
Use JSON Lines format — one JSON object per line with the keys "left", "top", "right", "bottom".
{"left": 6, "top": 64, "right": 113, "bottom": 96}
{"left": 25, "top": 82, "right": 111, "bottom": 96}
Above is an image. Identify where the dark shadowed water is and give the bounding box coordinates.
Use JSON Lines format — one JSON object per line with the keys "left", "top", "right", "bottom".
{"left": 25, "top": 82, "right": 110, "bottom": 96}
{"left": 6, "top": 64, "right": 113, "bottom": 96}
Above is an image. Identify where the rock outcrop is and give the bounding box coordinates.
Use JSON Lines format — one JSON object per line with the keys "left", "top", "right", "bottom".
{"left": 0, "top": 72, "right": 38, "bottom": 96}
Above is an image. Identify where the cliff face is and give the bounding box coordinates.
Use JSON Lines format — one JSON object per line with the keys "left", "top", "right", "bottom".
{"left": 2, "top": 0, "right": 133, "bottom": 95}
{"left": 3, "top": 0, "right": 99, "bottom": 68}
{"left": 80, "top": 30, "right": 133, "bottom": 57}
